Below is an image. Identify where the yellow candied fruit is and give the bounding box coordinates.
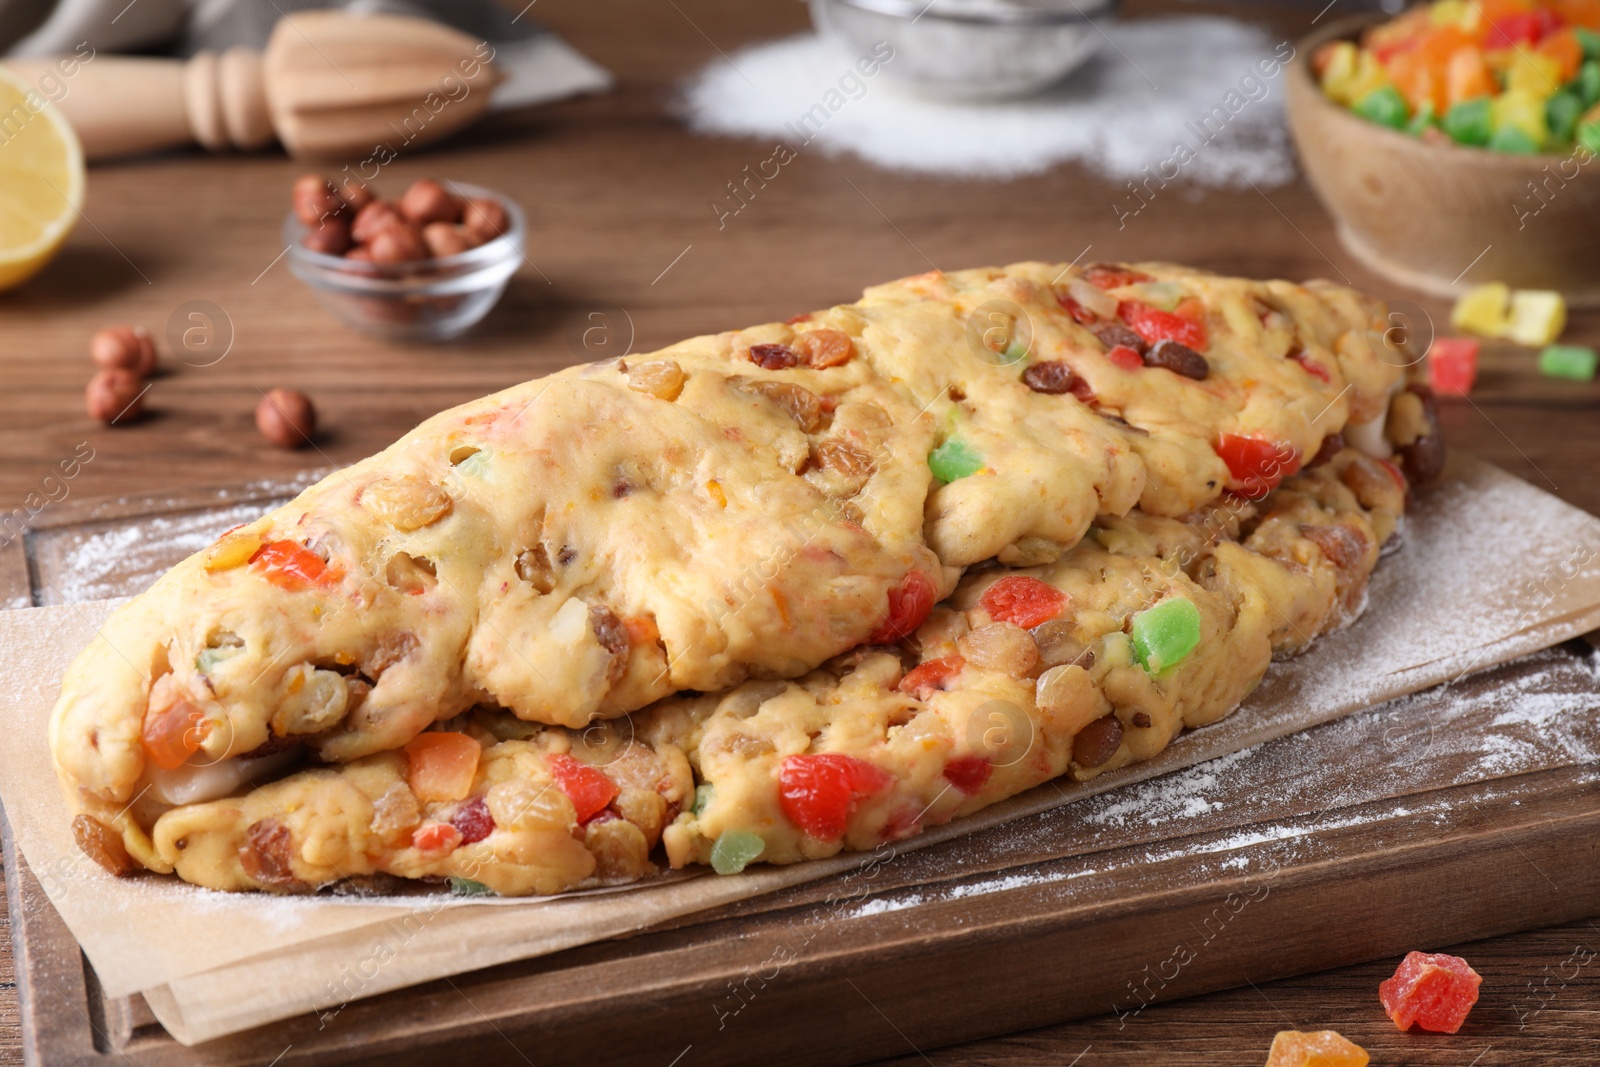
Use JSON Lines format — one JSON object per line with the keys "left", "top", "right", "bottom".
{"left": 1505, "top": 52, "right": 1564, "bottom": 98}
{"left": 1429, "top": 0, "right": 1470, "bottom": 26}
{"left": 706, "top": 479, "right": 726, "bottom": 507}
{"left": 1493, "top": 88, "right": 1551, "bottom": 143}
{"left": 1450, "top": 282, "right": 1510, "bottom": 338}
{"left": 203, "top": 531, "right": 264, "bottom": 573}
{"left": 1264, "top": 1029, "right": 1369, "bottom": 1067}
{"left": 1504, "top": 289, "right": 1567, "bottom": 346}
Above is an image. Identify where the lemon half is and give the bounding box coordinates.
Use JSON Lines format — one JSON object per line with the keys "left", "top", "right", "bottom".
{"left": 0, "top": 63, "right": 84, "bottom": 292}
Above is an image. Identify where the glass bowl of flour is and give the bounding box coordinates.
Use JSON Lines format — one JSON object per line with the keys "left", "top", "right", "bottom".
{"left": 809, "top": 0, "right": 1116, "bottom": 101}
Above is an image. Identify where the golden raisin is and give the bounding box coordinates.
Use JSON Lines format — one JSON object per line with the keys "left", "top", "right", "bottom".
{"left": 1072, "top": 715, "right": 1124, "bottom": 768}
{"left": 362, "top": 476, "right": 452, "bottom": 531}
{"left": 814, "top": 438, "right": 876, "bottom": 478}
{"left": 793, "top": 327, "right": 854, "bottom": 368}
{"left": 740, "top": 380, "right": 826, "bottom": 433}
{"left": 239, "top": 818, "right": 301, "bottom": 888}
{"left": 957, "top": 622, "right": 1039, "bottom": 676}
{"left": 584, "top": 817, "right": 651, "bottom": 880}
{"left": 72, "top": 814, "right": 136, "bottom": 876}
{"left": 627, "top": 359, "right": 686, "bottom": 401}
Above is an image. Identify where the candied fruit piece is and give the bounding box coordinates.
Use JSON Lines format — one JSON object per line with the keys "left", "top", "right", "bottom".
{"left": 404, "top": 731, "right": 481, "bottom": 803}
{"left": 1379, "top": 950, "right": 1482, "bottom": 1033}
{"left": 1450, "top": 282, "right": 1510, "bottom": 338}
{"left": 1504, "top": 289, "right": 1567, "bottom": 346}
{"left": 980, "top": 575, "right": 1068, "bottom": 629}
{"left": 1538, "top": 343, "right": 1598, "bottom": 381}
{"left": 547, "top": 753, "right": 619, "bottom": 823}
{"left": 869, "top": 570, "right": 936, "bottom": 645}
{"left": 1428, "top": 336, "right": 1479, "bottom": 395}
{"left": 1130, "top": 597, "right": 1201, "bottom": 674}
{"left": 710, "top": 830, "right": 765, "bottom": 874}
{"left": 928, "top": 436, "right": 985, "bottom": 482}
{"left": 1264, "top": 1030, "right": 1369, "bottom": 1067}
{"left": 778, "top": 753, "right": 891, "bottom": 840}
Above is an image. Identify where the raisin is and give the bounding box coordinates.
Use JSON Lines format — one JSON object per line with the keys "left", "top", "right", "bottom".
{"left": 741, "top": 379, "right": 826, "bottom": 432}
{"left": 1091, "top": 322, "right": 1148, "bottom": 354}
{"left": 1302, "top": 522, "right": 1368, "bottom": 571}
{"left": 240, "top": 818, "right": 301, "bottom": 888}
{"left": 1131, "top": 712, "right": 1152, "bottom": 729}
{"left": 590, "top": 604, "right": 631, "bottom": 684}
{"left": 793, "top": 328, "right": 854, "bottom": 368}
{"left": 1308, "top": 432, "right": 1345, "bottom": 468}
{"left": 72, "top": 814, "right": 136, "bottom": 876}
{"left": 814, "top": 438, "right": 876, "bottom": 478}
{"left": 1144, "top": 339, "right": 1209, "bottom": 380}
{"left": 1072, "top": 715, "right": 1123, "bottom": 768}
{"left": 1022, "top": 361, "right": 1082, "bottom": 395}
{"left": 748, "top": 343, "right": 798, "bottom": 370}
{"left": 515, "top": 545, "right": 555, "bottom": 593}
{"left": 450, "top": 795, "right": 496, "bottom": 844}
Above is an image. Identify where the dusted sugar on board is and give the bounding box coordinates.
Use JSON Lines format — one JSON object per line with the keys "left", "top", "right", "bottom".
{"left": 1378, "top": 950, "right": 1482, "bottom": 1033}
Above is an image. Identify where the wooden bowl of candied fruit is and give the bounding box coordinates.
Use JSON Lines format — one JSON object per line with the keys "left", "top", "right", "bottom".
{"left": 1285, "top": 14, "right": 1600, "bottom": 306}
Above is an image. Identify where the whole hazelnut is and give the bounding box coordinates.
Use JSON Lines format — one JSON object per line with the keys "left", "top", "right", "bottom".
{"left": 301, "top": 217, "right": 352, "bottom": 256}
{"left": 89, "top": 325, "right": 156, "bottom": 376}
{"left": 351, "top": 201, "right": 403, "bottom": 244}
{"left": 338, "top": 178, "right": 375, "bottom": 211}
{"left": 462, "top": 197, "right": 509, "bottom": 242}
{"left": 421, "top": 222, "right": 477, "bottom": 258}
{"left": 256, "top": 388, "right": 317, "bottom": 449}
{"left": 85, "top": 369, "right": 146, "bottom": 424}
{"left": 367, "top": 222, "right": 427, "bottom": 264}
{"left": 399, "top": 179, "right": 462, "bottom": 226}
{"left": 292, "top": 174, "right": 346, "bottom": 226}
{"left": 344, "top": 246, "right": 374, "bottom": 262}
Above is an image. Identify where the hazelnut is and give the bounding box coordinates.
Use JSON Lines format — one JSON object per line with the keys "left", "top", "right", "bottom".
{"left": 292, "top": 174, "right": 345, "bottom": 226}
{"left": 85, "top": 369, "right": 146, "bottom": 424}
{"left": 367, "top": 222, "right": 427, "bottom": 264}
{"left": 89, "top": 325, "right": 156, "bottom": 376}
{"left": 462, "top": 197, "right": 509, "bottom": 242}
{"left": 399, "top": 179, "right": 462, "bottom": 226}
{"left": 256, "top": 388, "right": 317, "bottom": 449}
{"left": 338, "top": 178, "right": 375, "bottom": 211}
{"left": 344, "top": 246, "right": 374, "bottom": 262}
{"left": 351, "top": 201, "right": 403, "bottom": 244}
{"left": 301, "top": 217, "right": 351, "bottom": 256}
{"left": 421, "top": 222, "right": 477, "bottom": 258}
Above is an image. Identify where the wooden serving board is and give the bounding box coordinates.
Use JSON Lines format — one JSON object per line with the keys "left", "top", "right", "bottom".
{"left": 4, "top": 481, "right": 1600, "bottom": 1066}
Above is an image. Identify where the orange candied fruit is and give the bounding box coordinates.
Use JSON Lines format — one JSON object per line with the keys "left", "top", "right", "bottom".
{"left": 1264, "top": 1030, "right": 1370, "bottom": 1067}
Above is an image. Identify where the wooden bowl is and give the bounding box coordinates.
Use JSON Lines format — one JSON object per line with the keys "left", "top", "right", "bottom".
{"left": 1285, "top": 15, "right": 1600, "bottom": 306}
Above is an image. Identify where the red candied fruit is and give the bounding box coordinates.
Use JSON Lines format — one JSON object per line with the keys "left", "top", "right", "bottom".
{"left": 1378, "top": 951, "right": 1482, "bottom": 1034}
{"left": 1083, "top": 264, "right": 1153, "bottom": 290}
{"left": 778, "top": 753, "right": 892, "bottom": 841}
{"left": 1428, "top": 337, "right": 1479, "bottom": 396}
{"left": 1106, "top": 345, "right": 1145, "bottom": 371}
{"left": 547, "top": 753, "right": 619, "bottom": 823}
{"left": 450, "top": 795, "right": 496, "bottom": 844}
{"left": 1120, "top": 300, "right": 1208, "bottom": 352}
{"left": 897, "top": 654, "right": 964, "bottom": 700}
{"left": 1215, "top": 433, "right": 1300, "bottom": 498}
{"left": 980, "top": 575, "right": 1068, "bottom": 628}
{"left": 869, "top": 570, "right": 936, "bottom": 644}
{"left": 943, "top": 755, "right": 992, "bottom": 794}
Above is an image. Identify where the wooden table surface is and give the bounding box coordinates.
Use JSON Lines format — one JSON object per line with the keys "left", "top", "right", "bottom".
{"left": 2, "top": 0, "right": 1596, "bottom": 1063}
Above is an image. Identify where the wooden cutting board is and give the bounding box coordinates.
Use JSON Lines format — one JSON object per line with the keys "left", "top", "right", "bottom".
{"left": 4, "top": 480, "right": 1599, "bottom": 1066}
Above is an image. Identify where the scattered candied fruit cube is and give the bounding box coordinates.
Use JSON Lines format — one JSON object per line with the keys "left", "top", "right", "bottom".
{"left": 1428, "top": 336, "right": 1480, "bottom": 394}
{"left": 1378, "top": 950, "right": 1483, "bottom": 1033}
{"left": 1538, "top": 343, "right": 1599, "bottom": 379}
{"left": 1450, "top": 282, "right": 1510, "bottom": 338}
{"left": 1130, "top": 596, "right": 1201, "bottom": 674}
{"left": 928, "top": 436, "right": 985, "bottom": 483}
{"left": 1504, "top": 288, "right": 1568, "bottom": 345}
{"left": 1264, "top": 1030, "right": 1369, "bottom": 1067}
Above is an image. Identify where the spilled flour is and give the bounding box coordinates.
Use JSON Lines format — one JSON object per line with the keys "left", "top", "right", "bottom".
{"left": 681, "top": 17, "right": 1297, "bottom": 185}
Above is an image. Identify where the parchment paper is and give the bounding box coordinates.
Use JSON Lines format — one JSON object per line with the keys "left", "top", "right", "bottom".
{"left": 3, "top": 455, "right": 1599, "bottom": 1045}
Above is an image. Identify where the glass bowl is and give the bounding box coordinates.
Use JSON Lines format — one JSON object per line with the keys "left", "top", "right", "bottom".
{"left": 283, "top": 181, "right": 526, "bottom": 342}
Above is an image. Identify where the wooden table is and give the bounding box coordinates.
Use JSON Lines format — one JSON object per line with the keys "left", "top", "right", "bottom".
{"left": 2, "top": 0, "right": 1596, "bottom": 1062}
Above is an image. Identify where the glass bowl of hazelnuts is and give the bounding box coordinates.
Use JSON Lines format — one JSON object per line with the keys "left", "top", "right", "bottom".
{"left": 283, "top": 174, "right": 525, "bottom": 342}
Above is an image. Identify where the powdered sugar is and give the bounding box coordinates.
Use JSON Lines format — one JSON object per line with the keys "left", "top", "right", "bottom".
{"left": 681, "top": 18, "right": 1296, "bottom": 184}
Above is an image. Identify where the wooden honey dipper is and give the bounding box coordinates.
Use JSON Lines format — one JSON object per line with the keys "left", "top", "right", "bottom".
{"left": 5, "top": 10, "right": 502, "bottom": 162}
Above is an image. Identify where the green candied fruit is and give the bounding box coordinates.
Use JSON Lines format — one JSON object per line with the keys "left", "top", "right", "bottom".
{"left": 448, "top": 876, "right": 494, "bottom": 896}
{"left": 691, "top": 782, "right": 715, "bottom": 816}
{"left": 195, "top": 646, "right": 240, "bottom": 674}
{"left": 1547, "top": 91, "right": 1583, "bottom": 144}
{"left": 1000, "top": 340, "right": 1029, "bottom": 364}
{"left": 1130, "top": 597, "right": 1201, "bottom": 674}
{"left": 1538, "top": 344, "right": 1598, "bottom": 381}
{"left": 1576, "top": 27, "right": 1600, "bottom": 61}
{"left": 928, "top": 437, "right": 984, "bottom": 483}
{"left": 710, "top": 830, "right": 765, "bottom": 875}
{"left": 1488, "top": 125, "right": 1541, "bottom": 154}
{"left": 1443, "top": 97, "right": 1494, "bottom": 146}
{"left": 1581, "top": 119, "right": 1600, "bottom": 156}
{"left": 1406, "top": 102, "right": 1437, "bottom": 137}
{"left": 1353, "top": 85, "right": 1409, "bottom": 130}
{"left": 1580, "top": 60, "right": 1600, "bottom": 108}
